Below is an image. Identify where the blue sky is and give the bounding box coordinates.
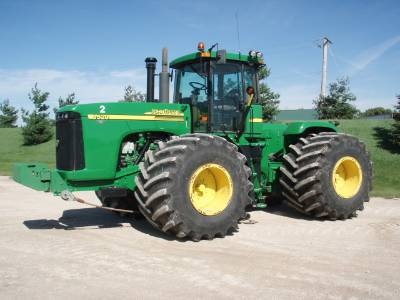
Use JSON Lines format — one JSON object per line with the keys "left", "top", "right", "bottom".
{"left": 0, "top": 0, "right": 399, "bottom": 112}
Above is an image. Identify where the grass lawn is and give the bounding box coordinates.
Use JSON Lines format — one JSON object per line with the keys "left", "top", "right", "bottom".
{"left": 339, "top": 119, "right": 399, "bottom": 198}
{"left": 0, "top": 128, "right": 55, "bottom": 176}
{"left": 0, "top": 120, "right": 399, "bottom": 197}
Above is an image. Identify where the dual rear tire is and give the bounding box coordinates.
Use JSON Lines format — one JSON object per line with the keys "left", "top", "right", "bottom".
{"left": 279, "top": 132, "right": 372, "bottom": 219}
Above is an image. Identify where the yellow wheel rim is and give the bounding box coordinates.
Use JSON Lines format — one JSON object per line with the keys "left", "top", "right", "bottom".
{"left": 189, "top": 163, "right": 233, "bottom": 216}
{"left": 332, "top": 156, "right": 363, "bottom": 198}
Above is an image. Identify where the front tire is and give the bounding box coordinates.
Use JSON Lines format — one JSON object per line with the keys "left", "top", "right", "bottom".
{"left": 134, "top": 134, "right": 253, "bottom": 241}
{"left": 279, "top": 132, "right": 372, "bottom": 219}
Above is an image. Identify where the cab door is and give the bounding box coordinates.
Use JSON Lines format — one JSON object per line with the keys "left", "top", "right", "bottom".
{"left": 211, "top": 62, "right": 244, "bottom": 132}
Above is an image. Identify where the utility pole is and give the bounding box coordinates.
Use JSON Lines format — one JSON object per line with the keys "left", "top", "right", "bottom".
{"left": 320, "top": 37, "right": 332, "bottom": 98}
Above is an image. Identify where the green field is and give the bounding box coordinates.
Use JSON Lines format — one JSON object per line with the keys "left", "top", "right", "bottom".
{"left": 339, "top": 119, "right": 399, "bottom": 198}
{"left": 0, "top": 120, "right": 399, "bottom": 197}
{"left": 0, "top": 128, "right": 55, "bottom": 176}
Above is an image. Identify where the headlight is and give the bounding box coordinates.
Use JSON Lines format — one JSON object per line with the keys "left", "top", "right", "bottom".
{"left": 248, "top": 50, "right": 257, "bottom": 58}
{"left": 256, "top": 52, "right": 263, "bottom": 58}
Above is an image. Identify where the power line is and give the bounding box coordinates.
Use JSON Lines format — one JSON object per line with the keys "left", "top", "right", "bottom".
{"left": 329, "top": 47, "right": 344, "bottom": 76}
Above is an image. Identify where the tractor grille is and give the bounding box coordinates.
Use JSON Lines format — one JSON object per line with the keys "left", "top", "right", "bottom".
{"left": 56, "top": 112, "right": 85, "bottom": 171}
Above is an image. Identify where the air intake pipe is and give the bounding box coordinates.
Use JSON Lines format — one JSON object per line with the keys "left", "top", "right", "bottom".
{"left": 145, "top": 57, "right": 157, "bottom": 102}
{"left": 159, "top": 47, "right": 169, "bottom": 103}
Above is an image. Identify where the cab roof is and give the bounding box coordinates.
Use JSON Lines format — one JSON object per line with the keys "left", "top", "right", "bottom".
{"left": 170, "top": 51, "right": 264, "bottom": 69}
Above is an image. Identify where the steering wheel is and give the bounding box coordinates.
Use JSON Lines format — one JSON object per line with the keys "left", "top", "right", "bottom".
{"left": 189, "top": 81, "right": 207, "bottom": 90}
{"left": 224, "top": 88, "right": 240, "bottom": 107}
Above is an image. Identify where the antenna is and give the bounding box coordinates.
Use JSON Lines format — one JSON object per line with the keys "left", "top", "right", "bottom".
{"left": 235, "top": 11, "right": 241, "bottom": 54}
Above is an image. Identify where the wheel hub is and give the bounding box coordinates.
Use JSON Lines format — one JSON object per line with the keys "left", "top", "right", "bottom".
{"left": 189, "top": 163, "right": 233, "bottom": 216}
{"left": 332, "top": 156, "right": 363, "bottom": 198}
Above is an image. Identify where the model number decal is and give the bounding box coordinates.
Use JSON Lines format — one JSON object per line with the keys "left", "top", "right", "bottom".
{"left": 91, "top": 114, "right": 110, "bottom": 120}
{"left": 99, "top": 105, "right": 106, "bottom": 113}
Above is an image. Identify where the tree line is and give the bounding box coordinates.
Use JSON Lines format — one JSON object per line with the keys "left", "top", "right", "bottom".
{"left": 0, "top": 84, "right": 81, "bottom": 145}
{"left": 392, "top": 95, "right": 400, "bottom": 147}
{"left": 313, "top": 77, "right": 394, "bottom": 119}
{"left": 0, "top": 83, "right": 147, "bottom": 145}
{"left": 313, "top": 77, "right": 399, "bottom": 147}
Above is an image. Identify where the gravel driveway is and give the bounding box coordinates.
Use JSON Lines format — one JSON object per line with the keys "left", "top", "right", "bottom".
{"left": 0, "top": 176, "right": 399, "bottom": 299}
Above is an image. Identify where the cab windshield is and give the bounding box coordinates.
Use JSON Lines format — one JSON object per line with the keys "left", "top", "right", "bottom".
{"left": 174, "top": 61, "right": 257, "bottom": 132}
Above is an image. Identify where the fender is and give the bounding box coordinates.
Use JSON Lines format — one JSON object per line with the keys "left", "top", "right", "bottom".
{"left": 283, "top": 121, "right": 338, "bottom": 149}
{"left": 283, "top": 121, "right": 337, "bottom": 136}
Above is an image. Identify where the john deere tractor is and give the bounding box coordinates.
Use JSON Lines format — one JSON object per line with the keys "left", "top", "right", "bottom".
{"left": 13, "top": 43, "right": 372, "bottom": 241}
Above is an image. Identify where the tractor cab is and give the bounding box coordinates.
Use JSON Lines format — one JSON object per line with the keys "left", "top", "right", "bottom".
{"left": 170, "top": 43, "right": 265, "bottom": 133}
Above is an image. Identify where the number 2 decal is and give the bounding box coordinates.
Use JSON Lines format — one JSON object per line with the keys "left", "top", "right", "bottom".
{"left": 99, "top": 105, "right": 106, "bottom": 113}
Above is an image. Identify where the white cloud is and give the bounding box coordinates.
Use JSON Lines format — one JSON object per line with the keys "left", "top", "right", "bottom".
{"left": 349, "top": 35, "right": 400, "bottom": 76}
{"left": 110, "top": 70, "right": 146, "bottom": 79}
{"left": 0, "top": 68, "right": 147, "bottom": 108}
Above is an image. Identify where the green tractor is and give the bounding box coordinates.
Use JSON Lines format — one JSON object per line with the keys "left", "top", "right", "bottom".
{"left": 13, "top": 43, "right": 372, "bottom": 241}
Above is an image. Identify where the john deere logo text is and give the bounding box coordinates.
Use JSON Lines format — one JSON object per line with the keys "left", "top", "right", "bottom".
{"left": 145, "top": 109, "right": 183, "bottom": 116}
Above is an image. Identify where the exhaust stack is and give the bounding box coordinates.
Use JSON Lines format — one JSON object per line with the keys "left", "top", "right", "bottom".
{"left": 159, "top": 47, "right": 170, "bottom": 103}
{"left": 145, "top": 57, "right": 157, "bottom": 102}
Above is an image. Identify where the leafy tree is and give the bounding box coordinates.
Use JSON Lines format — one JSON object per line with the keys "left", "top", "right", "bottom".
{"left": 361, "top": 107, "right": 392, "bottom": 118}
{"left": 54, "top": 93, "right": 78, "bottom": 114}
{"left": 0, "top": 99, "right": 18, "bottom": 128}
{"left": 258, "top": 67, "right": 280, "bottom": 120}
{"left": 123, "top": 85, "right": 145, "bottom": 102}
{"left": 313, "top": 77, "right": 358, "bottom": 119}
{"left": 392, "top": 95, "right": 400, "bottom": 146}
{"left": 21, "top": 83, "right": 53, "bottom": 145}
